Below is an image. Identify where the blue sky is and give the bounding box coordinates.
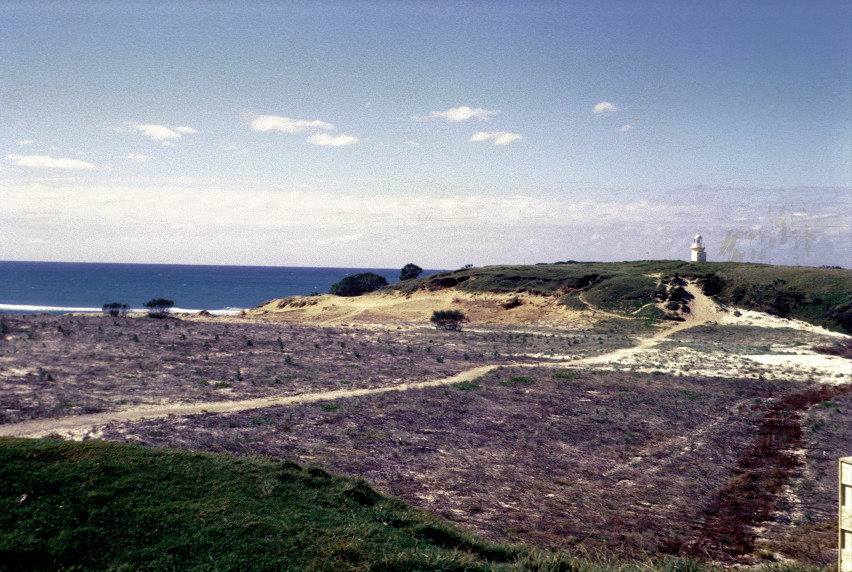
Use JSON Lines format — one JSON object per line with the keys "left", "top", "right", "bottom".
{"left": 2, "top": 0, "right": 850, "bottom": 268}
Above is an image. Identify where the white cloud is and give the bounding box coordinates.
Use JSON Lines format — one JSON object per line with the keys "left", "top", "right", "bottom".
{"left": 126, "top": 153, "right": 150, "bottom": 163}
{"left": 592, "top": 101, "right": 618, "bottom": 114}
{"left": 414, "top": 106, "right": 499, "bottom": 122}
{"left": 222, "top": 144, "right": 247, "bottom": 155}
{"left": 17, "top": 139, "right": 34, "bottom": 146}
{"left": 130, "top": 123, "right": 197, "bottom": 142}
{"left": 250, "top": 115, "right": 334, "bottom": 133}
{"left": 405, "top": 140, "right": 420, "bottom": 147}
{"left": 306, "top": 133, "right": 359, "bottom": 147}
{"left": 469, "top": 131, "right": 523, "bottom": 145}
{"left": 620, "top": 124, "right": 633, "bottom": 132}
{"left": 5, "top": 154, "right": 95, "bottom": 169}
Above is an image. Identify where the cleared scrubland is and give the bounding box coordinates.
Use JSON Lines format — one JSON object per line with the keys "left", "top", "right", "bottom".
{"left": 2, "top": 307, "right": 849, "bottom": 567}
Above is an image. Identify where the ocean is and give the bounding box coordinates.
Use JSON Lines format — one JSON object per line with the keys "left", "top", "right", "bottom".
{"left": 0, "top": 261, "right": 442, "bottom": 316}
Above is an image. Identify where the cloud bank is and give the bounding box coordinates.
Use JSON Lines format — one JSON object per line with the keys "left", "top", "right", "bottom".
{"left": 4, "top": 178, "right": 847, "bottom": 269}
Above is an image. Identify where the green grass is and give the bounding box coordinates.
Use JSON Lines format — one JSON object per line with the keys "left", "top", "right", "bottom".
{"left": 0, "top": 438, "right": 828, "bottom": 571}
{"left": 452, "top": 380, "right": 482, "bottom": 390}
{"left": 0, "top": 438, "right": 521, "bottom": 571}
{"left": 500, "top": 376, "right": 534, "bottom": 386}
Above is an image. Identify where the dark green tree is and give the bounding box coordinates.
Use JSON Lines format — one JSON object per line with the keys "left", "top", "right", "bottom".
{"left": 430, "top": 309, "right": 468, "bottom": 331}
{"left": 399, "top": 263, "right": 423, "bottom": 281}
{"left": 329, "top": 273, "right": 389, "bottom": 297}
{"left": 143, "top": 298, "right": 174, "bottom": 318}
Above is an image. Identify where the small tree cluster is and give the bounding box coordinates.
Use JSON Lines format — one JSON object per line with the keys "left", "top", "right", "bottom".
{"left": 144, "top": 298, "right": 174, "bottom": 318}
{"left": 399, "top": 263, "right": 423, "bottom": 281}
{"left": 430, "top": 309, "right": 467, "bottom": 331}
{"left": 329, "top": 273, "right": 388, "bottom": 297}
{"left": 102, "top": 302, "right": 130, "bottom": 317}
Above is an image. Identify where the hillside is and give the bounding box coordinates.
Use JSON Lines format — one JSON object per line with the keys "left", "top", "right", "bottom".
{"left": 247, "top": 261, "right": 850, "bottom": 333}
{"left": 0, "top": 437, "right": 528, "bottom": 571}
{"left": 386, "top": 261, "right": 852, "bottom": 333}
{"left": 2, "top": 436, "right": 842, "bottom": 571}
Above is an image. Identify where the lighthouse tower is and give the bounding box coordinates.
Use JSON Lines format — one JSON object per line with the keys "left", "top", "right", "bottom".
{"left": 690, "top": 233, "right": 707, "bottom": 262}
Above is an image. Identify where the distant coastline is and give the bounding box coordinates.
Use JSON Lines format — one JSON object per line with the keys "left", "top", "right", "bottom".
{"left": 0, "top": 261, "right": 443, "bottom": 315}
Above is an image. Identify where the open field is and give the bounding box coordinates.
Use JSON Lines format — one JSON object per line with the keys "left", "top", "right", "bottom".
{"left": 1, "top": 278, "right": 850, "bottom": 568}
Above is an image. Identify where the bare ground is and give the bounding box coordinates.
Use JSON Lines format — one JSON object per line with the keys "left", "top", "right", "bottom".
{"left": 1, "top": 286, "right": 849, "bottom": 565}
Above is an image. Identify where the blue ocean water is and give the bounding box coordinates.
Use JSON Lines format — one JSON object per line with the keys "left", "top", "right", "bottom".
{"left": 0, "top": 261, "right": 441, "bottom": 315}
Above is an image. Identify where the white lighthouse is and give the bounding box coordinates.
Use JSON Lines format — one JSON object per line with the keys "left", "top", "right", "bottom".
{"left": 690, "top": 233, "right": 707, "bottom": 262}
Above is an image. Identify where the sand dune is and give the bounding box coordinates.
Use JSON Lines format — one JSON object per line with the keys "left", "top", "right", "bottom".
{"left": 247, "top": 289, "right": 592, "bottom": 327}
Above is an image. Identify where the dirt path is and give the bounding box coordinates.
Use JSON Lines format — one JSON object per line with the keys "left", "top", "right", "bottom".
{"left": 0, "top": 365, "right": 500, "bottom": 439}
{"left": 575, "top": 283, "right": 721, "bottom": 366}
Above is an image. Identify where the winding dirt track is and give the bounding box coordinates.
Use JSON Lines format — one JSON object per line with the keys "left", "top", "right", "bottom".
{"left": 0, "top": 365, "right": 502, "bottom": 439}
{"left": 0, "top": 285, "right": 731, "bottom": 440}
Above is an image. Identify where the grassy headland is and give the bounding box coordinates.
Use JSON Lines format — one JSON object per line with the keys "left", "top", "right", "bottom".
{"left": 390, "top": 261, "right": 852, "bottom": 332}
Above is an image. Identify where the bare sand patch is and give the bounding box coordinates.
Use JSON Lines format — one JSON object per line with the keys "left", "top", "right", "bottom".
{"left": 560, "top": 283, "right": 851, "bottom": 383}
{"left": 248, "top": 289, "right": 593, "bottom": 327}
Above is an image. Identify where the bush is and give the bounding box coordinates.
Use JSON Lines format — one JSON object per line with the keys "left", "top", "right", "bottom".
{"left": 329, "top": 273, "right": 389, "bottom": 297}
{"left": 143, "top": 298, "right": 174, "bottom": 318}
{"left": 827, "top": 302, "right": 852, "bottom": 333}
{"left": 102, "top": 302, "right": 130, "bottom": 317}
{"left": 430, "top": 309, "right": 467, "bottom": 331}
{"left": 400, "top": 263, "right": 423, "bottom": 281}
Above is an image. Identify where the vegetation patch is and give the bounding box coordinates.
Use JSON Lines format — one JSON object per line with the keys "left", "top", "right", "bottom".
{"left": 388, "top": 261, "right": 851, "bottom": 331}
{"left": 499, "top": 376, "right": 534, "bottom": 386}
{"left": 452, "top": 380, "right": 481, "bottom": 391}
{"left": 0, "top": 438, "right": 526, "bottom": 571}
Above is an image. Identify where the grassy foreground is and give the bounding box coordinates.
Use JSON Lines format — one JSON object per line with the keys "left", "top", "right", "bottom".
{"left": 0, "top": 438, "right": 832, "bottom": 572}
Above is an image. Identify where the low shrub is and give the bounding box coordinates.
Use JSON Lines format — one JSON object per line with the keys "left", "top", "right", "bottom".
{"left": 143, "top": 298, "right": 174, "bottom": 318}
{"left": 102, "top": 302, "right": 129, "bottom": 317}
{"left": 430, "top": 310, "right": 468, "bottom": 331}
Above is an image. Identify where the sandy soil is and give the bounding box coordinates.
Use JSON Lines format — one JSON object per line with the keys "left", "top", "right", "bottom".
{"left": 247, "top": 289, "right": 594, "bottom": 327}
{"left": 571, "top": 283, "right": 851, "bottom": 383}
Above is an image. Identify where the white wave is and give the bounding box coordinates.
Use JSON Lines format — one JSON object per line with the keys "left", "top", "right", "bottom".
{"left": 0, "top": 304, "right": 245, "bottom": 316}
{"left": 0, "top": 304, "right": 103, "bottom": 313}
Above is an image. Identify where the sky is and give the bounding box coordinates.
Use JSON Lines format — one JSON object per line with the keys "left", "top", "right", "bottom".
{"left": 2, "top": 0, "right": 850, "bottom": 269}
